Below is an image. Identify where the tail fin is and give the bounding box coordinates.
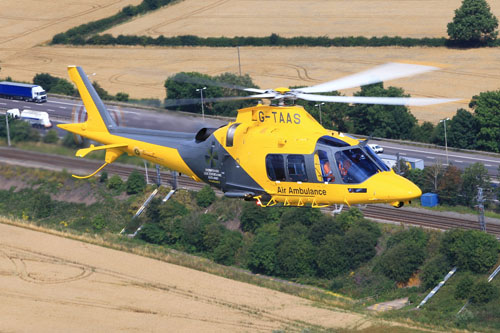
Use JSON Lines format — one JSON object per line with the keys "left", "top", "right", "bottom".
{"left": 63, "top": 66, "right": 116, "bottom": 132}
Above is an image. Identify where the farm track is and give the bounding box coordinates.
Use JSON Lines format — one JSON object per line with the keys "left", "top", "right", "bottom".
{"left": 1, "top": 146, "right": 499, "bottom": 237}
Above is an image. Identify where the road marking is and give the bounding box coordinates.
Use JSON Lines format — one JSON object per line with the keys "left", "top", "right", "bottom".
{"left": 0, "top": 102, "right": 6, "bottom": 105}
{"left": 485, "top": 164, "right": 492, "bottom": 167}
{"left": 399, "top": 153, "right": 407, "bottom": 155}
{"left": 59, "top": 107, "right": 66, "bottom": 109}
{"left": 24, "top": 106, "right": 31, "bottom": 109}
{"left": 454, "top": 160, "right": 463, "bottom": 163}
{"left": 384, "top": 145, "right": 500, "bottom": 164}
{"left": 48, "top": 109, "right": 55, "bottom": 111}
{"left": 426, "top": 156, "right": 435, "bottom": 159}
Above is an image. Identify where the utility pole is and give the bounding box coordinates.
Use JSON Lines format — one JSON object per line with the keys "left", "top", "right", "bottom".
{"left": 5, "top": 113, "right": 11, "bottom": 147}
{"left": 477, "top": 187, "right": 486, "bottom": 232}
{"left": 237, "top": 46, "right": 242, "bottom": 76}
{"left": 440, "top": 118, "right": 450, "bottom": 165}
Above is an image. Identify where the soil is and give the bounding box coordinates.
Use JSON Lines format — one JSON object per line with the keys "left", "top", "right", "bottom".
{"left": 0, "top": 220, "right": 376, "bottom": 332}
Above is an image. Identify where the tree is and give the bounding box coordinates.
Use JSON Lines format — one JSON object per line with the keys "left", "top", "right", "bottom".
{"left": 126, "top": 170, "right": 146, "bottom": 194}
{"left": 442, "top": 229, "right": 499, "bottom": 273}
{"left": 437, "top": 165, "right": 462, "bottom": 206}
{"left": 276, "top": 223, "right": 315, "bottom": 278}
{"left": 411, "top": 121, "right": 435, "bottom": 143}
{"left": 447, "top": 109, "right": 479, "bottom": 149}
{"left": 461, "top": 162, "right": 490, "bottom": 207}
{"left": 164, "top": 71, "right": 259, "bottom": 116}
{"left": 247, "top": 223, "right": 279, "bottom": 275}
{"left": 348, "top": 83, "right": 417, "bottom": 140}
{"left": 196, "top": 185, "right": 216, "bottom": 208}
{"left": 213, "top": 231, "right": 243, "bottom": 265}
{"left": 315, "top": 234, "right": 348, "bottom": 278}
{"left": 471, "top": 90, "right": 500, "bottom": 152}
{"left": 447, "top": 0, "right": 498, "bottom": 46}
{"left": 424, "top": 162, "right": 445, "bottom": 193}
{"left": 240, "top": 203, "right": 281, "bottom": 233}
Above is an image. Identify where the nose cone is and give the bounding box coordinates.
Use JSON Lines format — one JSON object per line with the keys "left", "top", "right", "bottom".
{"left": 367, "top": 172, "right": 422, "bottom": 203}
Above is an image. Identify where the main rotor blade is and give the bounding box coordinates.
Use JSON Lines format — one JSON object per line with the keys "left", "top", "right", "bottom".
{"left": 164, "top": 93, "right": 275, "bottom": 107}
{"left": 296, "top": 93, "right": 460, "bottom": 106}
{"left": 296, "top": 62, "right": 440, "bottom": 93}
{"left": 169, "top": 73, "right": 267, "bottom": 94}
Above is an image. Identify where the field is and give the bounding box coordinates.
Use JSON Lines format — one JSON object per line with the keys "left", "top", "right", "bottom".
{"left": 106, "top": 0, "right": 499, "bottom": 39}
{"left": 1, "top": 0, "right": 500, "bottom": 122}
{"left": 0, "top": 219, "right": 383, "bottom": 332}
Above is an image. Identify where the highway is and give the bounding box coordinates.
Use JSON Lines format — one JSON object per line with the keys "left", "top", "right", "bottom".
{"left": 1, "top": 95, "right": 500, "bottom": 176}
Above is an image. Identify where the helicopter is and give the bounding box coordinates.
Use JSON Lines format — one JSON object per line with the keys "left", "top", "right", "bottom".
{"left": 58, "top": 63, "right": 457, "bottom": 212}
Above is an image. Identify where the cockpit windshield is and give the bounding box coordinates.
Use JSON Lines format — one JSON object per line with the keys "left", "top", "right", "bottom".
{"left": 335, "top": 148, "right": 381, "bottom": 184}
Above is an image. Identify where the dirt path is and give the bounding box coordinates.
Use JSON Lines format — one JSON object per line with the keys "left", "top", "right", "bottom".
{"left": 0, "top": 220, "right": 377, "bottom": 332}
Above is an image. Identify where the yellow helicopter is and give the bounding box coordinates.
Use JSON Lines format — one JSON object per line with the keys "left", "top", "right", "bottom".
{"left": 59, "top": 63, "right": 457, "bottom": 212}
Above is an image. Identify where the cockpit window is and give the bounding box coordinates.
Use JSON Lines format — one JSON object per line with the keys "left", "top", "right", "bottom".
{"left": 287, "top": 155, "right": 308, "bottom": 182}
{"left": 364, "top": 145, "right": 390, "bottom": 171}
{"left": 335, "top": 148, "right": 380, "bottom": 184}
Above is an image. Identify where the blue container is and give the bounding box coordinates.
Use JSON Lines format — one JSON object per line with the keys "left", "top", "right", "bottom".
{"left": 421, "top": 193, "right": 439, "bottom": 207}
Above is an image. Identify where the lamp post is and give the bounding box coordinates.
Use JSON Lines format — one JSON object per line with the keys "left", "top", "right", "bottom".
{"left": 5, "top": 113, "right": 11, "bottom": 147}
{"left": 440, "top": 117, "right": 450, "bottom": 165}
{"left": 314, "top": 102, "right": 325, "bottom": 125}
{"left": 196, "top": 87, "right": 207, "bottom": 120}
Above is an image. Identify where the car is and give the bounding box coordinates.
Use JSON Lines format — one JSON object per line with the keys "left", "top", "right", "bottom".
{"left": 368, "top": 144, "right": 384, "bottom": 154}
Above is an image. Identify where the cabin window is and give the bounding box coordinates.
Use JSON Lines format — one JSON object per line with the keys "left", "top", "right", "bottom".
{"left": 315, "top": 150, "right": 335, "bottom": 182}
{"left": 287, "top": 155, "right": 307, "bottom": 182}
{"left": 335, "top": 148, "right": 379, "bottom": 184}
{"left": 266, "top": 154, "right": 286, "bottom": 181}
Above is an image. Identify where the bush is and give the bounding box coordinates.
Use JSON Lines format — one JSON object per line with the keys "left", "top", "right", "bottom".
{"left": 420, "top": 254, "right": 451, "bottom": 290}
{"left": 31, "top": 191, "right": 53, "bottom": 219}
{"left": 107, "top": 175, "right": 124, "bottom": 191}
{"left": 196, "top": 185, "right": 216, "bottom": 208}
{"left": 455, "top": 274, "right": 474, "bottom": 300}
{"left": 470, "top": 281, "right": 499, "bottom": 304}
{"left": 276, "top": 223, "right": 315, "bottom": 278}
{"left": 92, "top": 215, "right": 106, "bottom": 232}
{"left": 99, "top": 171, "right": 108, "bottom": 183}
{"left": 43, "top": 129, "right": 59, "bottom": 143}
{"left": 378, "top": 242, "right": 426, "bottom": 283}
{"left": 442, "top": 229, "right": 499, "bottom": 273}
{"left": 126, "top": 170, "right": 146, "bottom": 194}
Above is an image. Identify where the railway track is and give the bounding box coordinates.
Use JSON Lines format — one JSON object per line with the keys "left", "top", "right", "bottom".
{"left": 1, "top": 146, "right": 499, "bottom": 237}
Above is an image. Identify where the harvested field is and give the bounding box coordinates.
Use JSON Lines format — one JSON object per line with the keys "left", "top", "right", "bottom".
{"left": 0, "top": 0, "right": 499, "bottom": 123}
{"left": 0, "top": 220, "right": 377, "bottom": 332}
{"left": 3, "top": 45, "right": 500, "bottom": 122}
{"left": 105, "top": 0, "right": 500, "bottom": 38}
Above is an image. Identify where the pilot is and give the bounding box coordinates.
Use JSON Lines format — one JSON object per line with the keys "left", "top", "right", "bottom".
{"left": 322, "top": 161, "right": 335, "bottom": 182}
{"left": 338, "top": 158, "right": 351, "bottom": 180}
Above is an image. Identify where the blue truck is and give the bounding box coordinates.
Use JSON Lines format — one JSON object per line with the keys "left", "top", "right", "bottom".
{"left": 0, "top": 81, "right": 47, "bottom": 103}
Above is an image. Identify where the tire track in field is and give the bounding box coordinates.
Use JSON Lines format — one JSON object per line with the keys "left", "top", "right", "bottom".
{"left": 0, "top": 243, "right": 324, "bottom": 331}
{"left": 144, "top": 0, "right": 231, "bottom": 36}
{"left": 0, "top": 0, "right": 123, "bottom": 46}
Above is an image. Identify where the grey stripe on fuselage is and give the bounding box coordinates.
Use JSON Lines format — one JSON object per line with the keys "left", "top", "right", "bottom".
{"left": 109, "top": 126, "right": 264, "bottom": 194}
{"left": 77, "top": 66, "right": 117, "bottom": 129}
